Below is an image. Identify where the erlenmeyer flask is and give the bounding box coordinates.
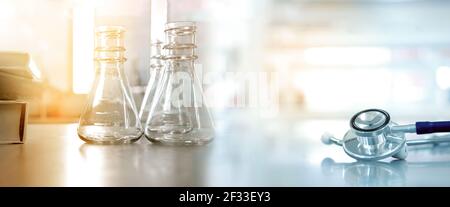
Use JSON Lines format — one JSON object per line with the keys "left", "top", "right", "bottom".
{"left": 139, "top": 41, "right": 164, "bottom": 125}
{"left": 144, "top": 22, "right": 214, "bottom": 145}
{"left": 78, "top": 26, "right": 143, "bottom": 144}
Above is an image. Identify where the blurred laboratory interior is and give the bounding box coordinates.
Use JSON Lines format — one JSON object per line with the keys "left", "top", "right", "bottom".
{"left": 1, "top": 0, "right": 450, "bottom": 123}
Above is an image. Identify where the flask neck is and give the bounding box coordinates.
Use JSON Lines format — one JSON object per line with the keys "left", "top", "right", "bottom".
{"left": 150, "top": 64, "right": 164, "bottom": 72}
{"left": 95, "top": 61, "right": 124, "bottom": 73}
{"left": 165, "top": 59, "right": 194, "bottom": 72}
{"left": 150, "top": 57, "right": 164, "bottom": 71}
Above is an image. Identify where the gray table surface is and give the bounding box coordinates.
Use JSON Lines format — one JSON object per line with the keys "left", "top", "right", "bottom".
{"left": 1, "top": 116, "right": 450, "bottom": 186}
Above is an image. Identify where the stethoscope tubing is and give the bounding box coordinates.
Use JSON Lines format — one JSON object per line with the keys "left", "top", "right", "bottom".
{"left": 390, "top": 122, "right": 450, "bottom": 135}
{"left": 407, "top": 136, "right": 450, "bottom": 146}
{"left": 416, "top": 121, "right": 450, "bottom": 134}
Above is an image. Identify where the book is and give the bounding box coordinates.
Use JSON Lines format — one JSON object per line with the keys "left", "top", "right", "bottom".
{"left": 0, "top": 51, "right": 43, "bottom": 100}
{"left": 0, "top": 51, "right": 42, "bottom": 80}
{"left": 0, "top": 101, "right": 27, "bottom": 144}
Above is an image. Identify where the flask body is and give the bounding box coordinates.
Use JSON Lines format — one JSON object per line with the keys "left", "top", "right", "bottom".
{"left": 144, "top": 60, "right": 214, "bottom": 145}
{"left": 78, "top": 26, "right": 142, "bottom": 144}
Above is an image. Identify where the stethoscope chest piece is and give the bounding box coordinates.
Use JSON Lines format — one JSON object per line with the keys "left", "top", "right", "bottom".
{"left": 323, "top": 108, "right": 450, "bottom": 161}
{"left": 342, "top": 128, "right": 407, "bottom": 161}
{"left": 343, "top": 109, "right": 407, "bottom": 161}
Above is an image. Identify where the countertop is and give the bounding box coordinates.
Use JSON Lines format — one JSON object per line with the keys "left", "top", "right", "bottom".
{"left": 2, "top": 115, "right": 450, "bottom": 186}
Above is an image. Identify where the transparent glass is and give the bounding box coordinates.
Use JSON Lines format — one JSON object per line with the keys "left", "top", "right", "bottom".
{"left": 165, "top": 22, "right": 196, "bottom": 46}
{"left": 78, "top": 26, "right": 143, "bottom": 144}
{"left": 144, "top": 60, "right": 214, "bottom": 145}
{"left": 144, "top": 21, "right": 214, "bottom": 145}
{"left": 139, "top": 41, "right": 164, "bottom": 124}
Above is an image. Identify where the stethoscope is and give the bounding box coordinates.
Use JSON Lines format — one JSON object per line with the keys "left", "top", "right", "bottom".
{"left": 322, "top": 109, "right": 450, "bottom": 161}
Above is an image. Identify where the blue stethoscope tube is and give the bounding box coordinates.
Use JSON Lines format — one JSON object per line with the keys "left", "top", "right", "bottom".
{"left": 391, "top": 121, "right": 450, "bottom": 135}
{"left": 416, "top": 121, "right": 450, "bottom": 134}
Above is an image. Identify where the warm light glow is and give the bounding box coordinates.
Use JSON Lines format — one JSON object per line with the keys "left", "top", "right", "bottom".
{"left": 303, "top": 47, "right": 392, "bottom": 66}
{"left": 436, "top": 66, "right": 450, "bottom": 90}
{"left": 72, "top": 3, "right": 95, "bottom": 94}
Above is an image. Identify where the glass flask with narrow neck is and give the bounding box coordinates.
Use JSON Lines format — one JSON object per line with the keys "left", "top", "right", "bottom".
{"left": 144, "top": 22, "right": 214, "bottom": 145}
{"left": 139, "top": 41, "right": 164, "bottom": 125}
{"left": 78, "top": 26, "right": 143, "bottom": 144}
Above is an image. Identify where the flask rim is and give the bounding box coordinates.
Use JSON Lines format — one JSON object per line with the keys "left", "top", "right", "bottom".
{"left": 165, "top": 21, "right": 196, "bottom": 32}
{"left": 96, "top": 26, "right": 126, "bottom": 34}
{"left": 94, "top": 57, "right": 127, "bottom": 62}
{"left": 95, "top": 47, "right": 126, "bottom": 51}
{"left": 164, "top": 55, "right": 198, "bottom": 61}
{"left": 163, "top": 43, "right": 196, "bottom": 50}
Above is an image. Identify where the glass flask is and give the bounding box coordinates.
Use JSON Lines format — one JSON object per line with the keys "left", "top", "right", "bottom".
{"left": 78, "top": 26, "right": 143, "bottom": 144}
{"left": 144, "top": 22, "right": 214, "bottom": 145}
{"left": 139, "top": 41, "right": 164, "bottom": 125}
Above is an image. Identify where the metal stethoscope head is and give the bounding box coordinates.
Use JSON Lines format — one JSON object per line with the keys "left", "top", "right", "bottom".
{"left": 322, "top": 109, "right": 450, "bottom": 161}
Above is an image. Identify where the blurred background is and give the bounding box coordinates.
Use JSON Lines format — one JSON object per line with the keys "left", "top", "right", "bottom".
{"left": 1, "top": 0, "right": 450, "bottom": 123}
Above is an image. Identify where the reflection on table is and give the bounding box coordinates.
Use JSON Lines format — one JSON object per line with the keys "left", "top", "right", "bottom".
{"left": 2, "top": 116, "right": 450, "bottom": 186}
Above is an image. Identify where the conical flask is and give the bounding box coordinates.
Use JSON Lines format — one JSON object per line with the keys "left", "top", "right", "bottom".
{"left": 144, "top": 22, "right": 214, "bottom": 145}
{"left": 78, "top": 26, "right": 143, "bottom": 144}
{"left": 139, "top": 41, "right": 164, "bottom": 125}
